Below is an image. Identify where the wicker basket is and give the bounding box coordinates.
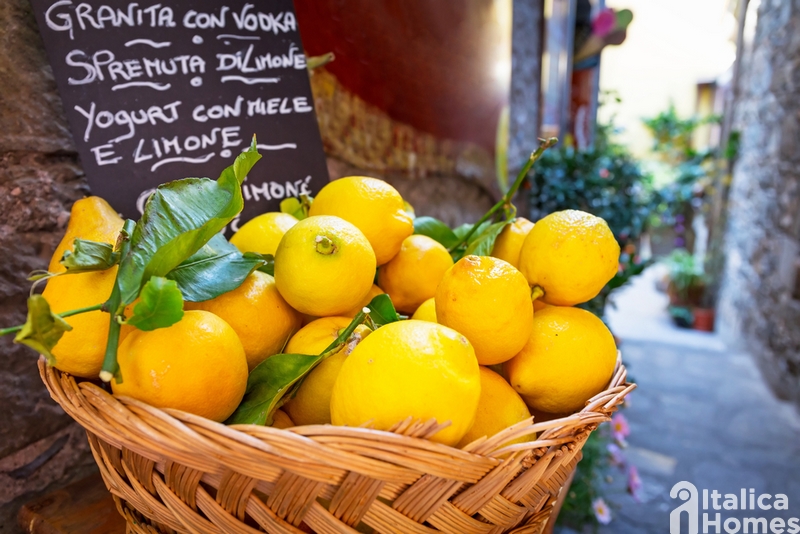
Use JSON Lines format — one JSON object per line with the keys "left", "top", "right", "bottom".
{"left": 39, "top": 356, "right": 634, "bottom": 534}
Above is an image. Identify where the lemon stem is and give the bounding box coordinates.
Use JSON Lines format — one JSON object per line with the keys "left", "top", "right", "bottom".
{"left": 315, "top": 235, "right": 337, "bottom": 255}
{"left": 0, "top": 303, "right": 104, "bottom": 336}
{"left": 448, "top": 137, "right": 558, "bottom": 253}
{"left": 100, "top": 219, "right": 136, "bottom": 383}
{"left": 531, "top": 286, "right": 545, "bottom": 302}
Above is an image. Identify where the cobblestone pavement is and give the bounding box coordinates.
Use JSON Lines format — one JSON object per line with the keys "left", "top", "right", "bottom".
{"left": 557, "top": 267, "right": 800, "bottom": 533}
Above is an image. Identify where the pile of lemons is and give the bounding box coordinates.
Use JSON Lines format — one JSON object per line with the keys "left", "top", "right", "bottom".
{"left": 46, "top": 176, "right": 620, "bottom": 448}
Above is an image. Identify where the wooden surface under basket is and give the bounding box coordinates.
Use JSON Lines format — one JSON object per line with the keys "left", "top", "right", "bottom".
{"left": 39, "top": 358, "right": 634, "bottom": 534}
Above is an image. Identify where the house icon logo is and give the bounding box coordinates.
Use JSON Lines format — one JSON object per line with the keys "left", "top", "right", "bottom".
{"left": 670, "top": 481, "right": 699, "bottom": 534}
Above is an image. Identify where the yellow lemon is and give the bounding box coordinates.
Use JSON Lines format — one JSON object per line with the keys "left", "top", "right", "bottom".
{"left": 112, "top": 310, "right": 248, "bottom": 422}
{"left": 48, "top": 196, "right": 123, "bottom": 273}
{"left": 342, "top": 285, "right": 384, "bottom": 318}
{"left": 457, "top": 367, "right": 531, "bottom": 448}
{"left": 533, "top": 299, "right": 548, "bottom": 312}
{"left": 43, "top": 269, "right": 117, "bottom": 378}
{"left": 435, "top": 255, "right": 533, "bottom": 365}
{"left": 518, "top": 210, "right": 619, "bottom": 306}
{"left": 272, "top": 409, "right": 295, "bottom": 429}
{"left": 309, "top": 176, "right": 413, "bottom": 265}
{"left": 284, "top": 317, "right": 371, "bottom": 426}
{"left": 491, "top": 217, "right": 534, "bottom": 269}
{"left": 229, "top": 212, "right": 298, "bottom": 256}
{"left": 185, "top": 271, "right": 301, "bottom": 370}
{"left": 43, "top": 196, "right": 124, "bottom": 377}
{"left": 411, "top": 297, "right": 437, "bottom": 322}
{"left": 504, "top": 306, "right": 617, "bottom": 414}
{"left": 274, "top": 216, "right": 376, "bottom": 316}
{"left": 331, "top": 320, "right": 480, "bottom": 446}
{"left": 377, "top": 235, "right": 454, "bottom": 313}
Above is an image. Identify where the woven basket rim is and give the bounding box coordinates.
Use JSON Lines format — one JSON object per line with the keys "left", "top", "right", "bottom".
{"left": 38, "top": 352, "right": 634, "bottom": 460}
{"left": 36, "top": 354, "right": 635, "bottom": 534}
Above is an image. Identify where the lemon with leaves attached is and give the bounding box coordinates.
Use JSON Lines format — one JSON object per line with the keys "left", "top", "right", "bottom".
{"left": 504, "top": 306, "right": 617, "bottom": 414}
{"left": 518, "top": 210, "right": 619, "bottom": 306}
{"left": 435, "top": 255, "right": 533, "bottom": 365}
{"left": 185, "top": 271, "right": 301, "bottom": 370}
{"left": 331, "top": 320, "right": 480, "bottom": 446}
{"left": 230, "top": 212, "right": 298, "bottom": 256}
{"left": 112, "top": 310, "right": 248, "bottom": 422}
{"left": 283, "top": 317, "right": 371, "bottom": 426}
{"left": 309, "top": 176, "right": 413, "bottom": 265}
{"left": 341, "top": 285, "right": 384, "bottom": 318}
{"left": 48, "top": 196, "right": 122, "bottom": 274}
{"left": 42, "top": 197, "right": 123, "bottom": 378}
{"left": 491, "top": 217, "right": 534, "bottom": 269}
{"left": 274, "top": 215, "right": 376, "bottom": 316}
{"left": 377, "top": 235, "right": 454, "bottom": 313}
{"left": 457, "top": 367, "right": 531, "bottom": 448}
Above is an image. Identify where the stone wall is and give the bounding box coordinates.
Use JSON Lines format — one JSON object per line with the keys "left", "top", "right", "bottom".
{"left": 717, "top": 0, "right": 800, "bottom": 409}
{"left": 0, "top": 0, "right": 99, "bottom": 531}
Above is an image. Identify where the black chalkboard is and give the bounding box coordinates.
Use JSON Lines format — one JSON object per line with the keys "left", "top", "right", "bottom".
{"left": 30, "top": 0, "right": 330, "bottom": 232}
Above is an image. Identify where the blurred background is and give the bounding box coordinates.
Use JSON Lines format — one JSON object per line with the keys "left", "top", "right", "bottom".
{"left": 294, "top": 0, "right": 800, "bottom": 531}
{"left": 2, "top": 0, "right": 800, "bottom": 532}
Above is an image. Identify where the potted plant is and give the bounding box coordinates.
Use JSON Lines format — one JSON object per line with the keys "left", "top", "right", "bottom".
{"left": 663, "top": 249, "right": 714, "bottom": 330}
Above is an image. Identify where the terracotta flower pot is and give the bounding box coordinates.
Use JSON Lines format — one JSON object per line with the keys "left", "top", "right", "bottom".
{"left": 692, "top": 307, "right": 715, "bottom": 332}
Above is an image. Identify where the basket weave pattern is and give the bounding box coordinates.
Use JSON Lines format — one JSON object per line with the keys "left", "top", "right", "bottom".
{"left": 40, "top": 359, "right": 633, "bottom": 534}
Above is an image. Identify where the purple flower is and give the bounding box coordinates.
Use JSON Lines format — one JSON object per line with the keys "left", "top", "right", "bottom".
{"left": 674, "top": 237, "right": 685, "bottom": 247}
{"left": 592, "top": 497, "right": 613, "bottom": 525}
{"left": 607, "top": 442, "right": 626, "bottom": 468}
{"left": 628, "top": 465, "right": 643, "bottom": 502}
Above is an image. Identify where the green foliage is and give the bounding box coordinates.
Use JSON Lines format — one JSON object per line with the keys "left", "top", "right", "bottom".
{"left": 413, "top": 216, "right": 460, "bottom": 249}
{"left": 642, "top": 105, "right": 717, "bottom": 243}
{"left": 556, "top": 431, "right": 610, "bottom": 530}
{"left": 463, "top": 221, "right": 510, "bottom": 257}
{"left": 60, "top": 239, "right": 120, "bottom": 273}
{"left": 280, "top": 195, "right": 312, "bottom": 220}
{"left": 125, "top": 277, "right": 184, "bottom": 331}
{"left": 167, "top": 234, "right": 268, "bottom": 302}
{"left": 117, "top": 138, "right": 261, "bottom": 305}
{"left": 528, "top": 123, "right": 654, "bottom": 248}
{"left": 226, "top": 294, "right": 399, "bottom": 426}
{"left": 642, "top": 104, "right": 719, "bottom": 163}
{"left": 366, "top": 294, "right": 401, "bottom": 327}
{"left": 664, "top": 249, "right": 706, "bottom": 300}
{"left": 14, "top": 295, "right": 73, "bottom": 365}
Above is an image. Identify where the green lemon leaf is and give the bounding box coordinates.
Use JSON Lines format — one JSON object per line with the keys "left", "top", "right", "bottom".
{"left": 14, "top": 295, "right": 73, "bottom": 364}
{"left": 226, "top": 310, "right": 369, "bottom": 426}
{"left": 167, "top": 234, "right": 268, "bottom": 302}
{"left": 464, "top": 221, "right": 510, "bottom": 257}
{"left": 280, "top": 197, "right": 304, "bottom": 219}
{"left": 226, "top": 352, "right": 320, "bottom": 426}
{"left": 452, "top": 223, "right": 474, "bottom": 241}
{"left": 413, "top": 216, "right": 459, "bottom": 249}
{"left": 248, "top": 252, "right": 275, "bottom": 276}
{"left": 61, "top": 239, "right": 120, "bottom": 273}
{"left": 366, "top": 294, "right": 400, "bottom": 328}
{"left": 279, "top": 195, "right": 312, "bottom": 220}
{"left": 117, "top": 138, "right": 261, "bottom": 305}
{"left": 126, "top": 277, "right": 184, "bottom": 331}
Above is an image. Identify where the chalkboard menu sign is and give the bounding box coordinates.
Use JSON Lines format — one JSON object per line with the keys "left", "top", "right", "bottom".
{"left": 30, "top": 0, "right": 330, "bottom": 231}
